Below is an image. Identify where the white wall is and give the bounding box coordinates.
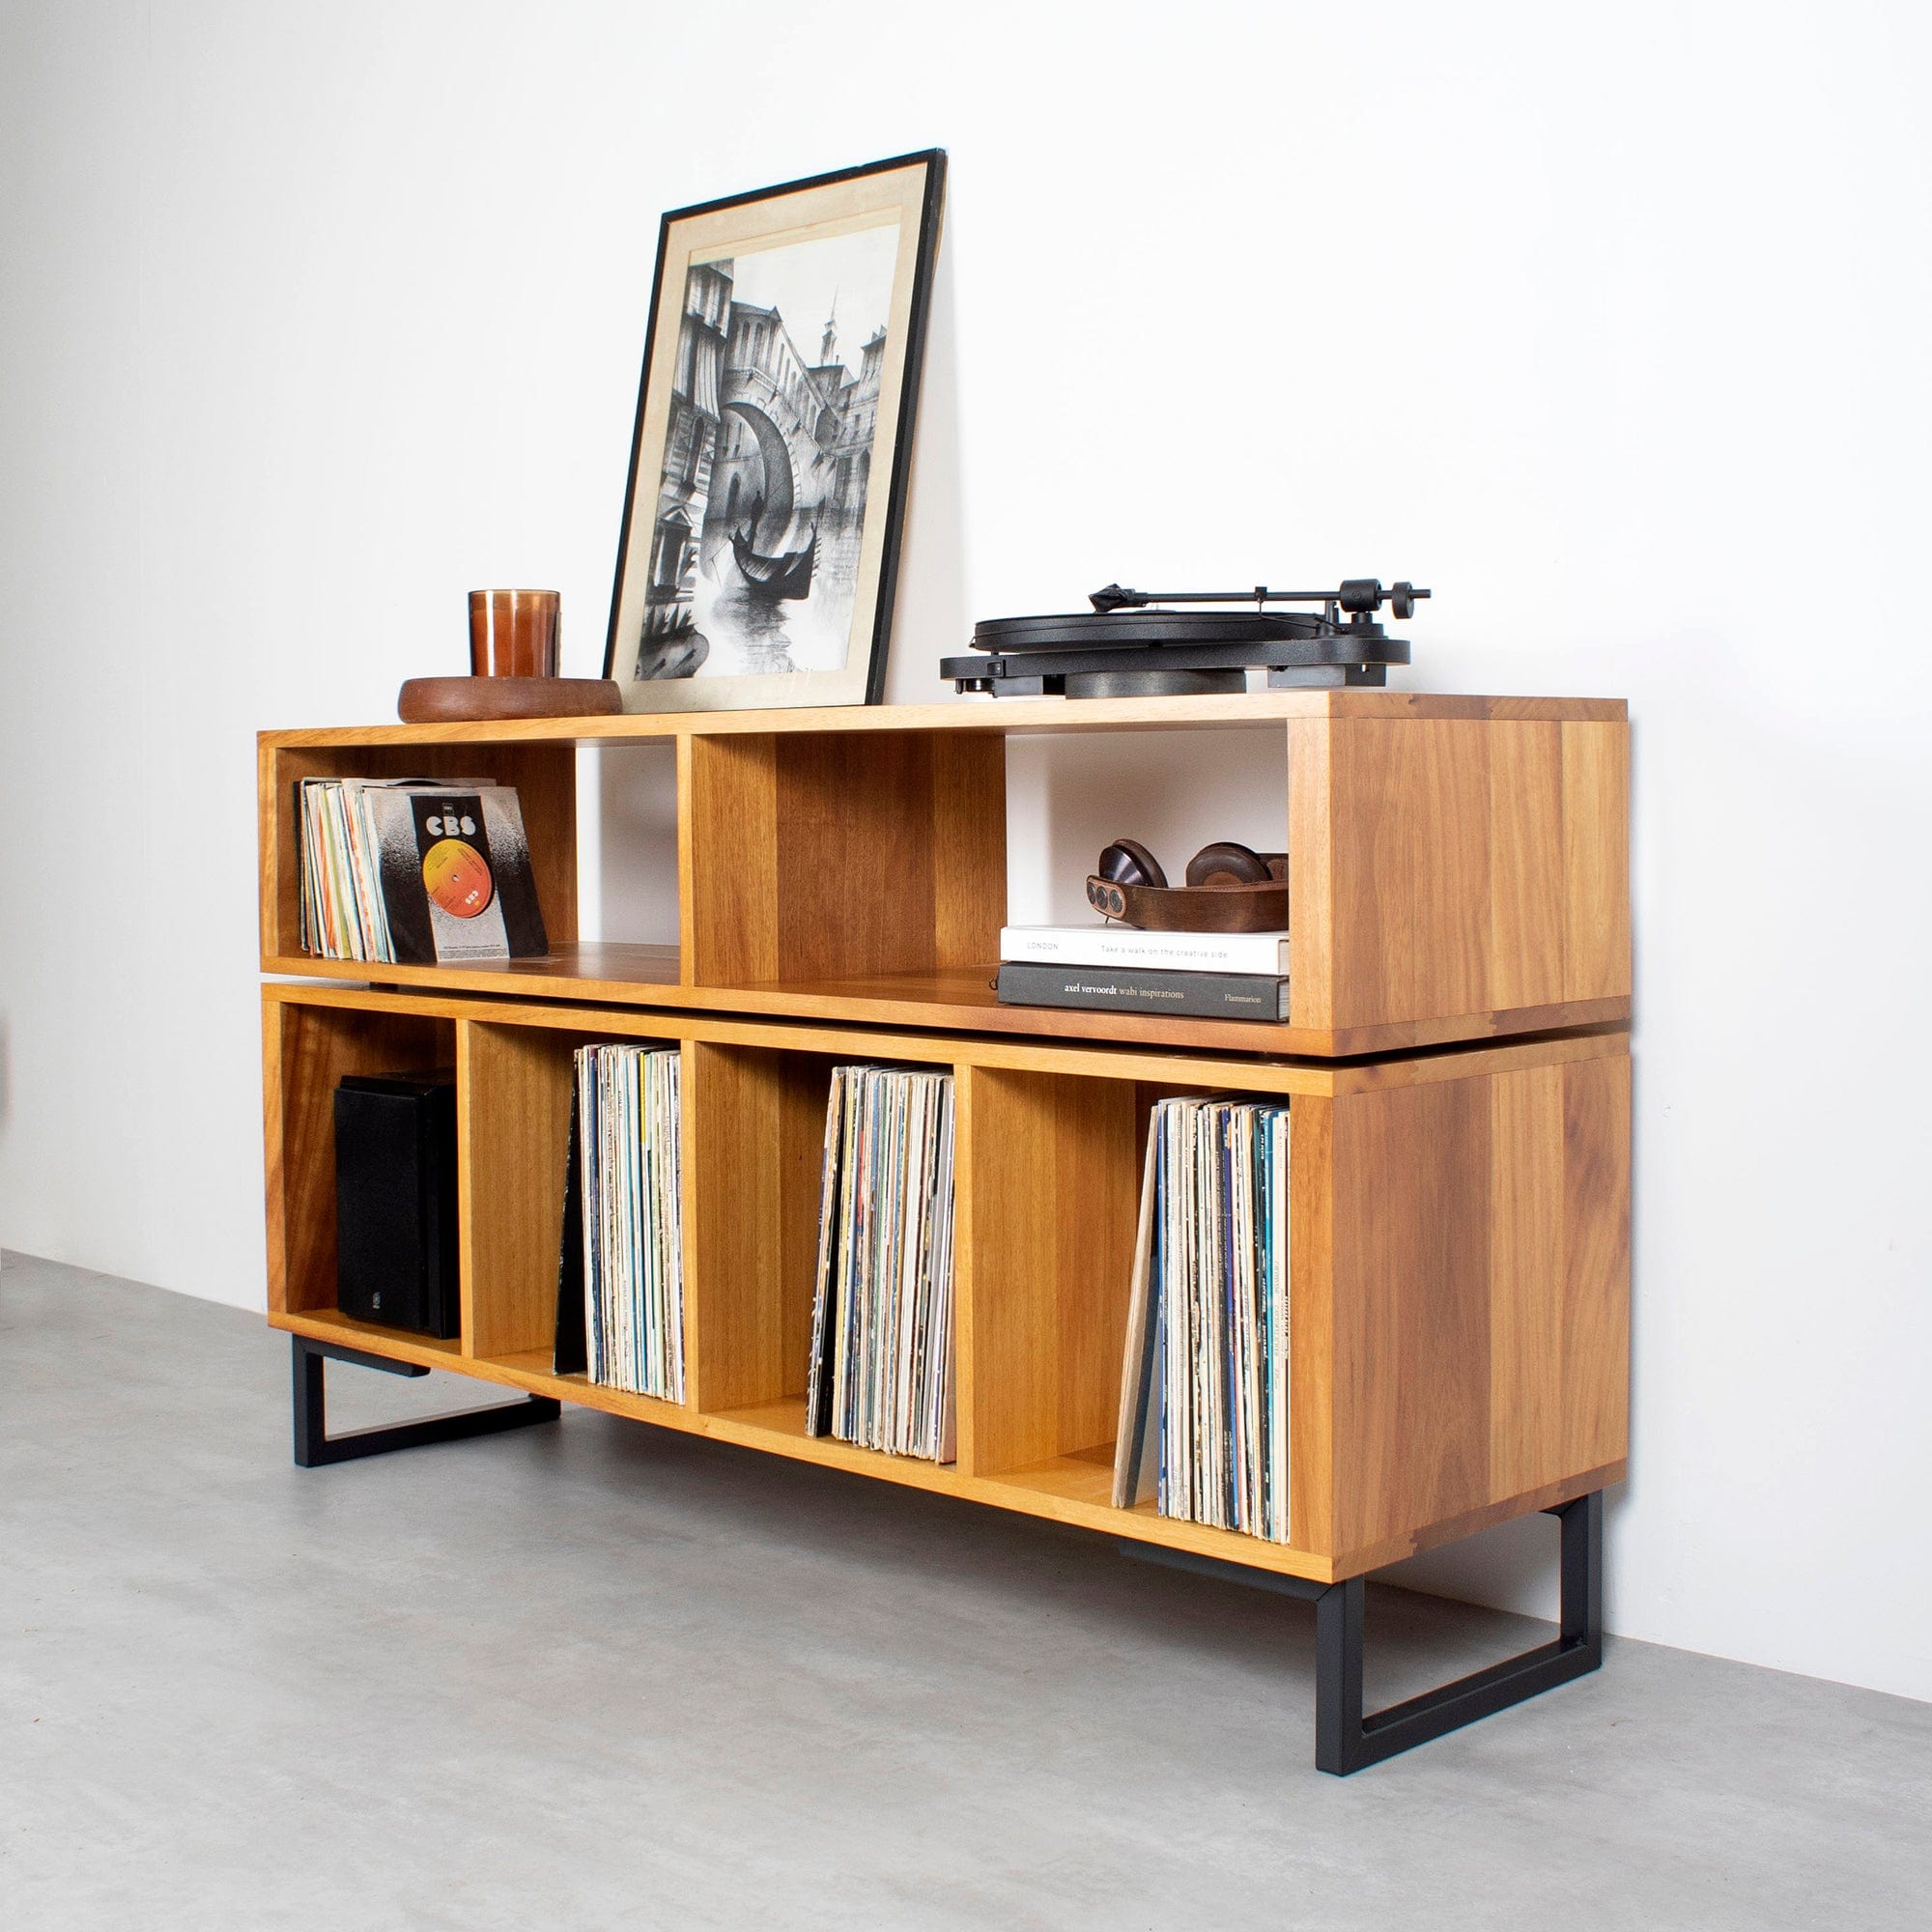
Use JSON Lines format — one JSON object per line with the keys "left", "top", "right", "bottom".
{"left": 3, "top": 1, "right": 1928, "bottom": 1702}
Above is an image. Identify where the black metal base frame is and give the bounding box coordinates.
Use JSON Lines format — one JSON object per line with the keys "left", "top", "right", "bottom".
{"left": 1122, "top": 1491, "right": 1604, "bottom": 1775}
{"left": 289, "top": 1334, "right": 1599, "bottom": 1771}
{"left": 292, "top": 1336, "right": 560, "bottom": 1468}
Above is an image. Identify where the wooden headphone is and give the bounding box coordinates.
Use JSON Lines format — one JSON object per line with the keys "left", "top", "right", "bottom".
{"left": 1086, "top": 838, "right": 1289, "bottom": 933}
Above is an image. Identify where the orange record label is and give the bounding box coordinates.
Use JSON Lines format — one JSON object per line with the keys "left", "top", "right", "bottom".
{"left": 421, "top": 838, "right": 495, "bottom": 919}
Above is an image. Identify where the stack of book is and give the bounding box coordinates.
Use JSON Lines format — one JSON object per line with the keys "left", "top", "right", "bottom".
{"left": 569, "top": 1043, "right": 685, "bottom": 1401}
{"left": 296, "top": 776, "right": 547, "bottom": 964}
{"left": 996, "top": 923, "right": 1290, "bottom": 1021}
{"left": 806, "top": 1065, "right": 957, "bottom": 1463}
{"left": 1114, "top": 1095, "right": 1292, "bottom": 1542}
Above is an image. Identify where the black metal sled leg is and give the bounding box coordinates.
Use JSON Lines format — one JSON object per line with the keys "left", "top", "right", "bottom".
{"left": 292, "top": 1336, "right": 561, "bottom": 1468}
{"left": 1315, "top": 1491, "right": 1604, "bottom": 1775}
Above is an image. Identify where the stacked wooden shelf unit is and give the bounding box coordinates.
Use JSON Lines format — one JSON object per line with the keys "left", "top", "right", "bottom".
{"left": 259, "top": 690, "right": 1632, "bottom": 1773}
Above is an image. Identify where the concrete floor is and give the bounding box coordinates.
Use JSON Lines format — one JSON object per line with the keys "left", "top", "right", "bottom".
{"left": 3, "top": 1254, "right": 1928, "bottom": 1931}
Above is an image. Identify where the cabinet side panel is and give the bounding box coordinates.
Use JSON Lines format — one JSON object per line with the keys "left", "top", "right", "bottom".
{"left": 681, "top": 735, "right": 780, "bottom": 984}
{"left": 684, "top": 1041, "right": 824, "bottom": 1411}
{"left": 956, "top": 1066, "right": 1138, "bottom": 1475}
{"left": 932, "top": 733, "right": 1007, "bottom": 969}
{"left": 1488, "top": 1063, "right": 1568, "bottom": 1495}
{"left": 1330, "top": 1077, "right": 1493, "bottom": 1553}
{"left": 1286, "top": 719, "right": 1333, "bottom": 1031}
{"left": 1562, "top": 721, "right": 1632, "bottom": 1002}
{"left": 1488, "top": 722, "right": 1567, "bottom": 1010}
{"left": 1562, "top": 1050, "right": 1633, "bottom": 1470}
{"left": 262, "top": 999, "right": 292, "bottom": 1311}
{"left": 1052, "top": 1075, "right": 1140, "bottom": 1461}
{"left": 957, "top": 1065, "right": 1056, "bottom": 1474}
{"left": 1327, "top": 720, "right": 1491, "bottom": 1031}
{"left": 459, "top": 1021, "right": 573, "bottom": 1359}
{"left": 1288, "top": 1093, "right": 1336, "bottom": 1558}
{"left": 266, "top": 749, "right": 338, "bottom": 960}
{"left": 260, "top": 743, "right": 284, "bottom": 957}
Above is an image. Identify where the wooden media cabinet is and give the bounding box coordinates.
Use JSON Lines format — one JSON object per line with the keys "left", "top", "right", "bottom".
{"left": 258, "top": 691, "right": 1632, "bottom": 1773}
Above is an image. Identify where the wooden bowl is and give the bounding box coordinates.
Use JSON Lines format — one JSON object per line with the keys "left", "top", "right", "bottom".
{"left": 397, "top": 675, "right": 623, "bottom": 723}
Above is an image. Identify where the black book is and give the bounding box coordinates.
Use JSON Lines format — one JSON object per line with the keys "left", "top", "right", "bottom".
{"left": 997, "top": 961, "right": 1290, "bottom": 1021}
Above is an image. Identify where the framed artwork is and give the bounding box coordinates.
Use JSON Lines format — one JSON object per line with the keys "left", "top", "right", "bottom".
{"left": 603, "top": 151, "right": 946, "bottom": 712}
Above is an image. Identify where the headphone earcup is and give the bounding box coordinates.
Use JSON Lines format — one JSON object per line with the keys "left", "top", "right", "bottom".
{"left": 1185, "top": 840, "right": 1270, "bottom": 888}
{"left": 1096, "top": 838, "right": 1168, "bottom": 890}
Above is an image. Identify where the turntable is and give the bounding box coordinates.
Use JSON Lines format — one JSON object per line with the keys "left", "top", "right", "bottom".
{"left": 941, "top": 579, "right": 1428, "bottom": 697}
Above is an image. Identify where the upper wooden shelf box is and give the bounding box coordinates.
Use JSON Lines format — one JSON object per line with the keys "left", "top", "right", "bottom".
{"left": 259, "top": 690, "right": 1629, "bottom": 1059}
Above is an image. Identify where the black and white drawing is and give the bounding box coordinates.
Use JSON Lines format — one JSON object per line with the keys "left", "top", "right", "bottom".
{"left": 636, "top": 223, "right": 898, "bottom": 682}
{"left": 605, "top": 152, "right": 946, "bottom": 713}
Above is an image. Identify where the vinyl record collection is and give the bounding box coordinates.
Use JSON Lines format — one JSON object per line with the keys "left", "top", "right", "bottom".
{"left": 1114, "top": 1096, "right": 1292, "bottom": 1542}
{"left": 295, "top": 776, "right": 547, "bottom": 965}
{"left": 575, "top": 1043, "right": 685, "bottom": 1400}
{"left": 298, "top": 777, "right": 402, "bottom": 961}
{"left": 806, "top": 1065, "right": 957, "bottom": 1462}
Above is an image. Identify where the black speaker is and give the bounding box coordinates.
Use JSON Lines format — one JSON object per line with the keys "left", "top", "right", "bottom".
{"left": 333, "top": 1070, "right": 460, "bottom": 1338}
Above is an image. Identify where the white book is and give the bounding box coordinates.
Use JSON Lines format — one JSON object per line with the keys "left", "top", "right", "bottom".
{"left": 999, "top": 923, "right": 1290, "bottom": 977}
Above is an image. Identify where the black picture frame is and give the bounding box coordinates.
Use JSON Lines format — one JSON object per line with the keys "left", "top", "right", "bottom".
{"left": 602, "top": 150, "right": 947, "bottom": 712}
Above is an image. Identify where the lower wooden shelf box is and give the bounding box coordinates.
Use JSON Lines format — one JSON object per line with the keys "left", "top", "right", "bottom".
{"left": 264, "top": 982, "right": 1628, "bottom": 1590}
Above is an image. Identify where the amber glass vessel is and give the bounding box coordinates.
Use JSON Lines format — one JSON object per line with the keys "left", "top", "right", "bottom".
{"left": 469, "top": 589, "right": 560, "bottom": 677}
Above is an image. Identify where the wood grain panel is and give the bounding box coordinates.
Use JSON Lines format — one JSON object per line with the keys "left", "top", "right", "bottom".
{"left": 1285, "top": 719, "right": 1334, "bottom": 1031}
{"left": 264, "top": 942, "right": 1628, "bottom": 1059}
{"left": 1329, "top": 1076, "right": 1493, "bottom": 1555}
{"left": 773, "top": 730, "right": 1007, "bottom": 981}
{"left": 1325, "top": 1462, "right": 1626, "bottom": 1577}
{"left": 1319, "top": 713, "right": 1630, "bottom": 1039}
{"left": 457, "top": 1020, "right": 576, "bottom": 1358}
{"left": 259, "top": 739, "right": 295, "bottom": 957}
{"left": 1321, "top": 1044, "right": 1630, "bottom": 1569}
{"left": 684, "top": 1042, "right": 838, "bottom": 1412}
{"left": 685, "top": 729, "right": 1005, "bottom": 992}
{"left": 1561, "top": 1051, "right": 1632, "bottom": 1471}
{"left": 1409, "top": 721, "right": 1492, "bottom": 1019}
{"left": 265, "top": 978, "right": 1631, "bottom": 1102}
{"left": 956, "top": 1066, "right": 1053, "bottom": 1476}
{"left": 1563, "top": 721, "right": 1632, "bottom": 1001}
{"left": 1487, "top": 1063, "right": 1567, "bottom": 1495}
{"left": 260, "top": 690, "right": 1626, "bottom": 756}
{"left": 955, "top": 1066, "right": 1138, "bottom": 1475}
{"left": 1288, "top": 1093, "right": 1336, "bottom": 1557}
{"left": 1326, "top": 720, "right": 1492, "bottom": 1031}
{"left": 1052, "top": 1075, "right": 1141, "bottom": 1459}
{"left": 680, "top": 733, "right": 780, "bottom": 984}
{"left": 263, "top": 997, "right": 453, "bottom": 1315}
{"left": 1488, "top": 722, "right": 1566, "bottom": 1009}
{"left": 777, "top": 732, "right": 936, "bottom": 980}
{"left": 932, "top": 732, "right": 1007, "bottom": 968}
